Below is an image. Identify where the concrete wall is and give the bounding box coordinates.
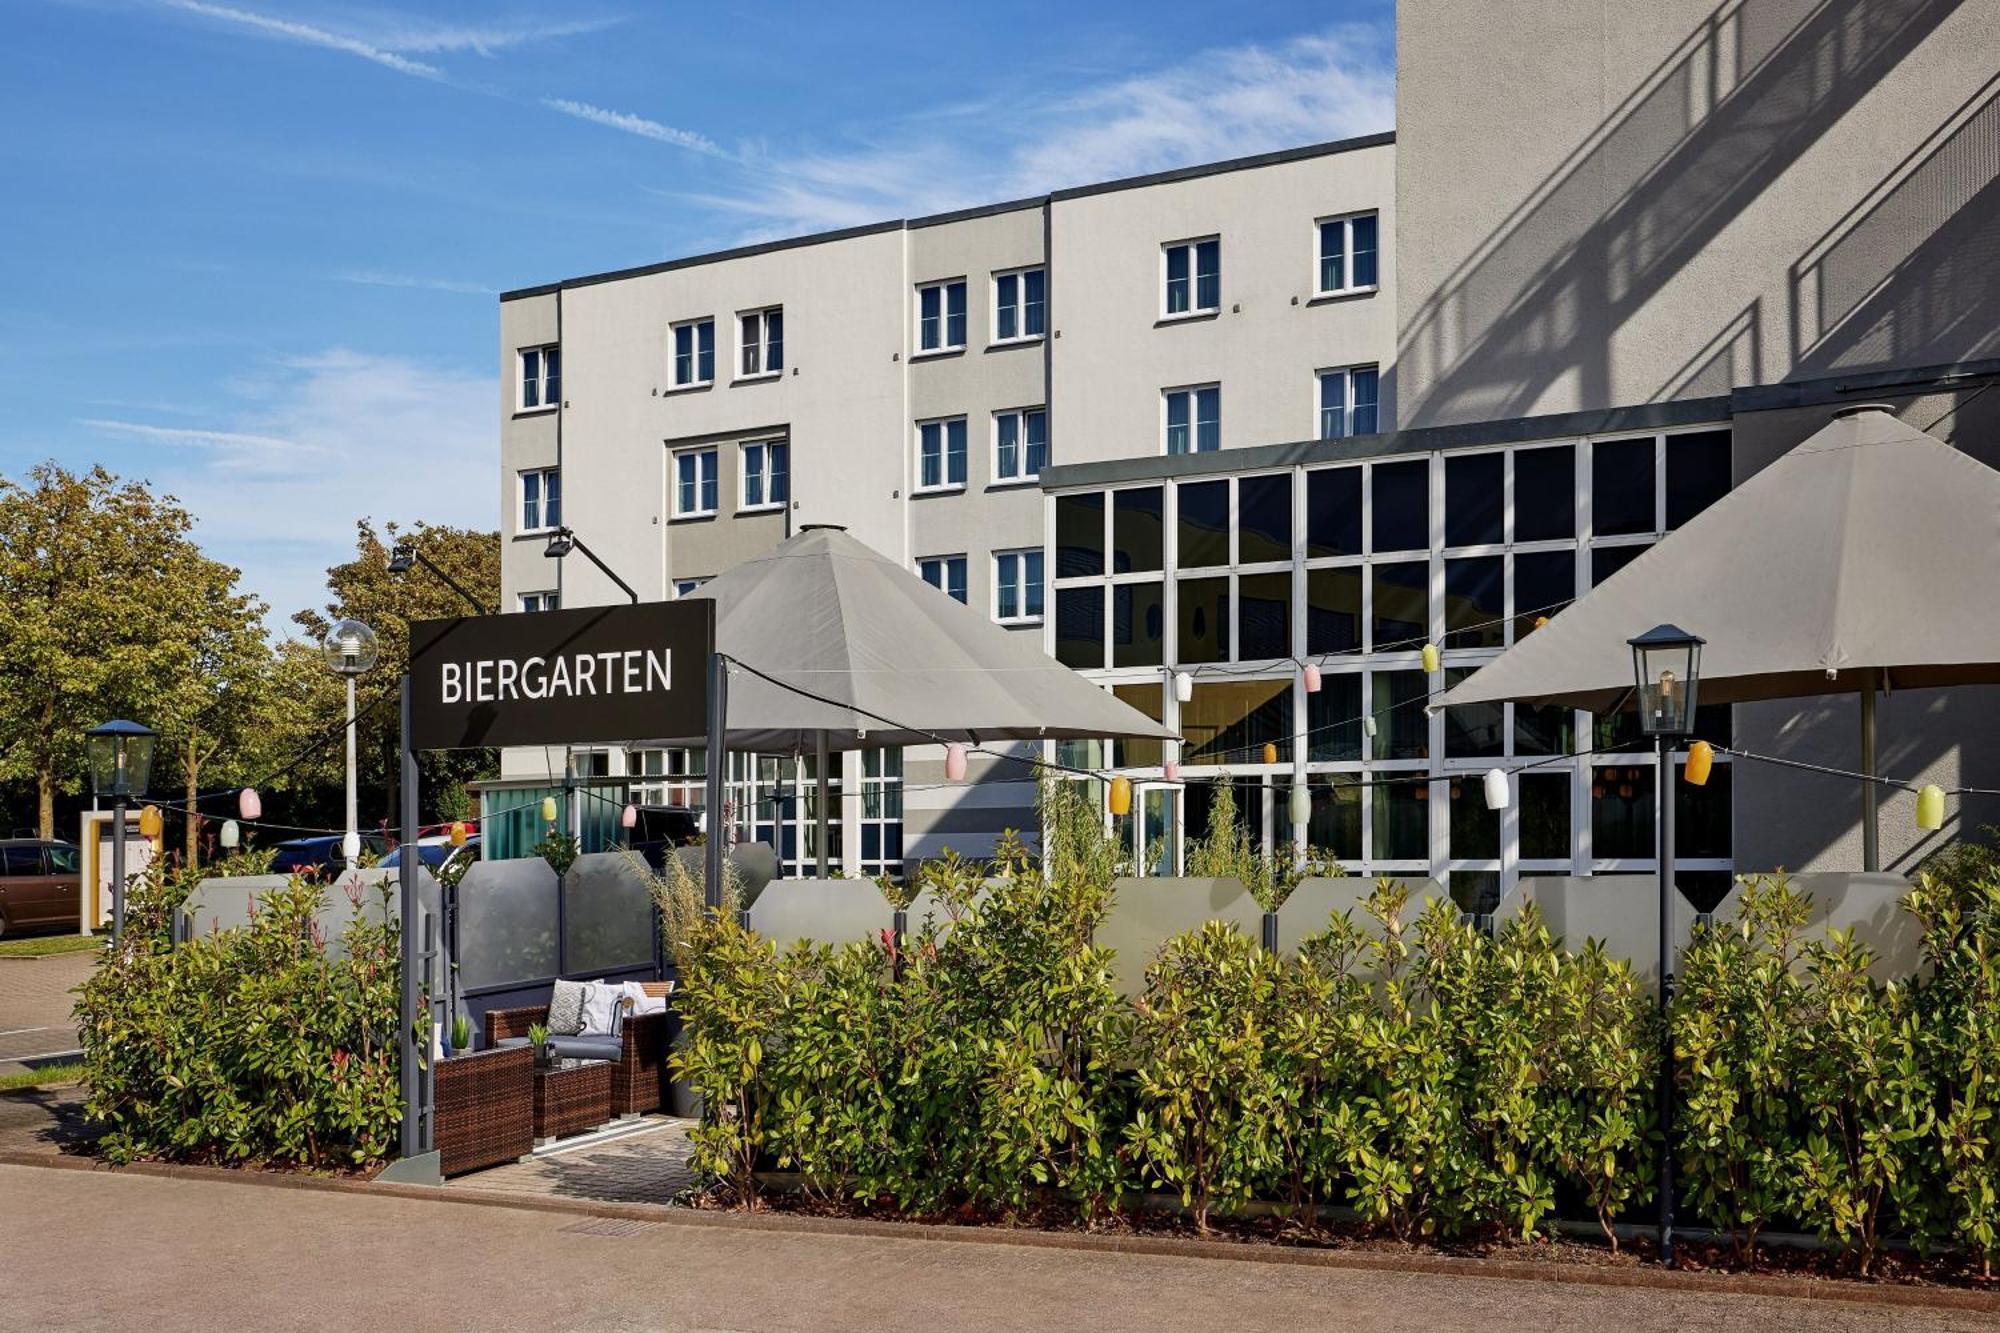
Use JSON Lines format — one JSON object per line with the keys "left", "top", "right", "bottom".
{"left": 1394, "top": 0, "right": 2000, "bottom": 430}
{"left": 1051, "top": 144, "right": 1395, "bottom": 460}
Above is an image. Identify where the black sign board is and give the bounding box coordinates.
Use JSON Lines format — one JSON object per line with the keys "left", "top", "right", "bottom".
{"left": 408, "top": 602, "right": 714, "bottom": 751}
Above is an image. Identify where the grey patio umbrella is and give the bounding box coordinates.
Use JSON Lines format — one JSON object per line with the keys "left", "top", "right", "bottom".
{"left": 1438, "top": 406, "right": 2000, "bottom": 866}
{"left": 656, "top": 525, "right": 1173, "bottom": 876}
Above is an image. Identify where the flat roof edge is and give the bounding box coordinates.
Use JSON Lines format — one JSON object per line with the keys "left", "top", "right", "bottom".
{"left": 500, "top": 131, "right": 1396, "bottom": 302}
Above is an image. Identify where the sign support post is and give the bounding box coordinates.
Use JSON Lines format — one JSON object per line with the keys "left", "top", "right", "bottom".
{"left": 703, "top": 651, "right": 729, "bottom": 911}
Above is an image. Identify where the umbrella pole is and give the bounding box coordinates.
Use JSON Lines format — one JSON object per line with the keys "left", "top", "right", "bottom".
{"left": 815, "top": 729, "right": 831, "bottom": 878}
{"left": 1861, "top": 670, "right": 1879, "bottom": 873}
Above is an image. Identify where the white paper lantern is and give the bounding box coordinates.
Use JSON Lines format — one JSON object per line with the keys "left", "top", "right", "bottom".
{"left": 1483, "top": 768, "right": 1510, "bottom": 811}
{"left": 1173, "top": 671, "right": 1194, "bottom": 703}
{"left": 219, "top": 819, "right": 241, "bottom": 849}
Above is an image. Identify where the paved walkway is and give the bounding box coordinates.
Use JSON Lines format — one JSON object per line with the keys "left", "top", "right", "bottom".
{"left": 1, "top": 1165, "right": 1983, "bottom": 1333}
{"left": 0, "top": 949, "right": 96, "bottom": 1071}
{"left": 448, "top": 1116, "right": 699, "bottom": 1204}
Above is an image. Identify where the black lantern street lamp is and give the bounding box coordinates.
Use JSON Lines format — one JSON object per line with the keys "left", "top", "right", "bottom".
{"left": 1629, "top": 623, "right": 1703, "bottom": 1268}
{"left": 85, "top": 719, "right": 157, "bottom": 944}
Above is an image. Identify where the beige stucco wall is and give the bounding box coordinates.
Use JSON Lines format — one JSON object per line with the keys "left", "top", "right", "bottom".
{"left": 1394, "top": 0, "right": 2000, "bottom": 430}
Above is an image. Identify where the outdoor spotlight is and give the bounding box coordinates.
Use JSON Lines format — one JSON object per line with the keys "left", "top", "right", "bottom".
{"left": 387, "top": 542, "right": 416, "bottom": 574}
{"left": 544, "top": 527, "right": 576, "bottom": 559}
{"left": 322, "top": 618, "right": 380, "bottom": 677}
{"left": 85, "top": 719, "right": 157, "bottom": 800}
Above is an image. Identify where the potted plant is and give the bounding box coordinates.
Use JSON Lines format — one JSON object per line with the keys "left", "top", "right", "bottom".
{"left": 527, "top": 1021, "right": 551, "bottom": 1069}
{"left": 448, "top": 1012, "right": 473, "bottom": 1057}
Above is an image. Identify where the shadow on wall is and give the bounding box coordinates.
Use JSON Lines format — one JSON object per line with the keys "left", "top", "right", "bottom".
{"left": 1395, "top": 0, "right": 1973, "bottom": 428}
{"left": 1791, "top": 76, "right": 2000, "bottom": 376}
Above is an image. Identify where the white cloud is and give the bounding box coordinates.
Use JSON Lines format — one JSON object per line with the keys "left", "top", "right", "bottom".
{"left": 163, "top": 0, "right": 444, "bottom": 78}
{"left": 332, "top": 270, "right": 496, "bottom": 296}
{"left": 541, "top": 98, "right": 726, "bottom": 158}
{"left": 93, "top": 350, "right": 496, "bottom": 629}
{"left": 159, "top": 3, "right": 620, "bottom": 77}
{"left": 697, "top": 26, "right": 1394, "bottom": 238}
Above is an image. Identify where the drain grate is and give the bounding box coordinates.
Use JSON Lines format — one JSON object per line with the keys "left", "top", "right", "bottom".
{"left": 558, "top": 1216, "right": 665, "bottom": 1238}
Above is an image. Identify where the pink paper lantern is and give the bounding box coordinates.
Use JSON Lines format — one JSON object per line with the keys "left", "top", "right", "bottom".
{"left": 1164, "top": 760, "right": 1181, "bottom": 782}
{"left": 1303, "top": 663, "right": 1322, "bottom": 693}
{"left": 620, "top": 804, "right": 638, "bottom": 830}
{"left": 945, "top": 743, "right": 968, "bottom": 782}
{"left": 238, "top": 787, "right": 262, "bottom": 821}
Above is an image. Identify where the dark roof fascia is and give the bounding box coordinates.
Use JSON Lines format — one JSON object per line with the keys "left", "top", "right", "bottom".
{"left": 499, "top": 219, "right": 905, "bottom": 302}
{"left": 1730, "top": 356, "right": 2000, "bottom": 414}
{"left": 1047, "top": 131, "right": 1395, "bottom": 203}
{"left": 501, "top": 132, "right": 1396, "bottom": 302}
{"left": 1039, "top": 396, "right": 1730, "bottom": 491}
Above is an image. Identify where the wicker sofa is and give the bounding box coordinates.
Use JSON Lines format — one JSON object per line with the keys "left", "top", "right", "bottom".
{"left": 485, "top": 1001, "right": 669, "bottom": 1117}
{"left": 434, "top": 1044, "right": 534, "bottom": 1176}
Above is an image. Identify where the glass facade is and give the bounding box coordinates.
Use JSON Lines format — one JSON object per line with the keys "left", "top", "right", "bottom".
{"left": 1046, "top": 426, "right": 1734, "bottom": 888}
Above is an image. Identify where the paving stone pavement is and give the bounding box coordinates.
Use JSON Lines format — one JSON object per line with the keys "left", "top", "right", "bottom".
{"left": 447, "top": 1116, "right": 700, "bottom": 1205}
{"left": 0, "top": 948, "right": 97, "bottom": 1069}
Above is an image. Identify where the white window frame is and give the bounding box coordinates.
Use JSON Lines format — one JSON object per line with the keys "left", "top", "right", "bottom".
{"left": 991, "top": 406, "right": 1048, "bottom": 486}
{"left": 518, "top": 466, "right": 560, "bottom": 534}
{"left": 517, "top": 344, "right": 560, "bottom": 413}
{"left": 1317, "top": 364, "right": 1383, "bottom": 440}
{"left": 1161, "top": 383, "right": 1221, "bottom": 455}
{"left": 518, "top": 590, "right": 560, "bottom": 613}
{"left": 914, "top": 278, "right": 968, "bottom": 355}
{"left": 672, "top": 446, "right": 720, "bottom": 519}
{"left": 739, "top": 439, "right": 789, "bottom": 512}
{"left": 1315, "top": 211, "right": 1381, "bottom": 297}
{"left": 1160, "top": 236, "right": 1221, "bottom": 319}
{"left": 992, "top": 547, "right": 1045, "bottom": 624}
{"left": 670, "top": 318, "right": 716, "bottom": 390}
{"left": 914, "top": 416, "right": 968, "bottom": 494}
{"left": 737, "top": 306, "right": 783, "bottom": 381}
{"left": 991, "top": 266, "right": 1046, "bottom": 344}
{"left": 918, "top": 554, "right": 968, "bottom": 604}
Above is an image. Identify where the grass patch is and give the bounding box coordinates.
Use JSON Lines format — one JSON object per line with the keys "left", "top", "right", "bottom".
{"left": 0, "top": 1061, "right": 84, "bottom": 1093}
{"left": 0, "top": 934, "right": 102, "bottom": 959}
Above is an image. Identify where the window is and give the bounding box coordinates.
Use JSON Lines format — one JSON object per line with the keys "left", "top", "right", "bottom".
{"left": 1306, "top": 467, "right": 1362, "bottom": 557}
{"left": 857, "top": 747, "right": 904, "bottom": 877}
{"left": 738, "top": 307, "right": 783, "bottom": 378}
{"left": 993, "top": 268, "right": 1045, "bottom": 342}
{"left": 1514, "top": 445, "right": 1576, "bottom": 541}
{"left": 1316, "top": 212, "right": 1379, "bottom": 295}
{"left": 519, "top": 467, "right": 560, "bottom": 533}
{"left": 671, "top": 319, "right": 715, "bottom": 388}
{"left": 1055, "top": 585, "right": 1104, "bottom": 668}
{"left": 518, "top": 591, "right": 559, "bottom": 613}
{"left": 517, "top": 345, "right": 560, "bottom": 412}
{"left": 1164, "top": 384, "right": 1220, "bottom": 454}
{"left": 1162, "top": 237, "right": 1220, "bottom": 316}
{"left": 1371, "top": 459, "right": 1429, "bottom": 552}
{"left": 1055, "top": 491, "right": 1105, "bottom": 577}
{"left": 1236, "top": 474, "right": 1292, "bottom": 564}
{"left": 916, "top": 417, "right": 967, "bottom": 491}
{"left": 674, "top": 447, "right": 719, "bottom": 517}
{"left": 1318, "top": 365, "right": 1380, "bottom": 439}
{"left": 1113, "top": 583, "right": 1166, "bottom": 667}
{"left": 993, "top": 408, "right": 1048, "bottom": 484}
{"left": 1177, "top": 479, "right": 1229, "bottom": 568}
{"left": 673, "top": 578, "right": 708, "bottom": 598}
{"left": 1667, "top": 429, "right": 1731, "bottom": 527}
{"left": 918, "top": 554, "right": 967, "bottom": 604}
{"left": 741, "top": 440, "right": 789, "bottom": 510}
{"left": 1592, "top": 436, "right": 1656, "bottom": 535}
{"left": 917, "top": 279, "right": 967, "bottom": 352}
{"left": 1445, "top": 453, "right": 1504, "bottom": 547}
{"left": 1112, "top": 486, "right": 1165, "bottom": 573}
{"left": 994, "top": 548, "right": 1044, "bottom": 623}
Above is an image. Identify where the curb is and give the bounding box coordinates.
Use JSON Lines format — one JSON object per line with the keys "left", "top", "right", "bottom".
{"left": 1, "top": 1150, "right": 1995, "bottom": 1314}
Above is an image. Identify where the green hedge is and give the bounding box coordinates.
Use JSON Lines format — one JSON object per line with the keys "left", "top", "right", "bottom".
{"left": 674, "top": 804, "right": 2000, "bottom": 1275}
{"left": 75, "top": 864, "right": 404, "bottom": 1170}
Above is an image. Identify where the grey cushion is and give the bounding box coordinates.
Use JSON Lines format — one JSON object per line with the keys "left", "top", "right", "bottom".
{"left": 546, "top": 979, "right": 588, "bottom": 1036}
{"left": 544, "top": 1034, "right": 621, "bottom": 1062}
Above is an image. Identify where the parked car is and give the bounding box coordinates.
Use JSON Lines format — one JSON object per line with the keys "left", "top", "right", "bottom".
{"left": 268, "top": 833, "right": 390, "bottom": 876}
{"left": 0, "top": 839, "right": 82, "bottom": 936}
{"left": 381, "top": 835, "right": 480, "bottom": 876}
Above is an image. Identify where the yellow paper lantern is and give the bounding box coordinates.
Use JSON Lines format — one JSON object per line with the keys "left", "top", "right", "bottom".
{"left": 138, "top": 804, "right": 163, "bottom": 839}
{"left": 1684, "top": 740, "right": 1714, "bottom": 786}
{"left": 1261, "top": 742, "right": 1279, "bottom": 765}
{"left": 1532, "top": 615, "right": 1549, "bottom": 632}
{"left": 1916, "top": 784, "right": 1946, "bottom": 832}
{"left": 1421, "top": 643, "right": 1440, "bottom": 673}
{"left": 539, "top": 796, "right": 558, "bottom": 823}
{"left": 448, "top": 821, "right": 469, "bottom": 847}
{"left": 1108, "top": 775, "right": 1133, "bottom": 817}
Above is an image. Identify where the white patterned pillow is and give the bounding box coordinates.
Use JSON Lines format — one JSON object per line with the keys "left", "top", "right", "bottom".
{"left": 546, "top": 979, "right": 588, "bottom": 1036}
{"left": 578, "top": 982, "right": 625, "bottom": 1037}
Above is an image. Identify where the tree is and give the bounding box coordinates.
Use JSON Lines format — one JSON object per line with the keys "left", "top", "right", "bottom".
{"left": 292, "top": 520, "right": 501, "bottom": 828}
{"left": 0, "top": 464, "right": 265, "bottom": 840}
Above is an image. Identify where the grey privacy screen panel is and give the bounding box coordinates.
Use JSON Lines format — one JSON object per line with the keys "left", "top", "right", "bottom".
{"left": 564, "top": 852, "right": 655, "bottom": 975}
{"left": 457, "top": 858, "right": 560, "bottom": 991}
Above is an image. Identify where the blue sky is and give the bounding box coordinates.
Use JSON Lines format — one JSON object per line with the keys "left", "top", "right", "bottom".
{"left": 0, "top": 0, "right": 1394, "bottom": 630}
